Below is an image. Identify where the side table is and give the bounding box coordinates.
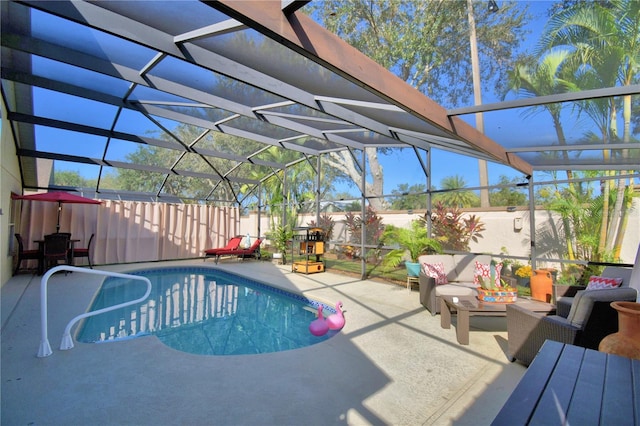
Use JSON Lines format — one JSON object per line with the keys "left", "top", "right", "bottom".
{"left": 406, "top": 276, "right": 419, "bottom": 291}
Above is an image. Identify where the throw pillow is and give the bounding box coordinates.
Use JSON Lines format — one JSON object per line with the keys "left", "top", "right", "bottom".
{"left": 474, "top": 261, "right": 502, "bottom": 287}
{"left": 586, "top": 276, "right": 623, "bottom": 290}
{"left": 422, "top": 262, "right": 448, "bottom": 285}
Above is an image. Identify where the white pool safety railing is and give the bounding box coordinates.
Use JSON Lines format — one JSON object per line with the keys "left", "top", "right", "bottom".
{"left": 38, "top": 265, "right": 152, "bottom": 358}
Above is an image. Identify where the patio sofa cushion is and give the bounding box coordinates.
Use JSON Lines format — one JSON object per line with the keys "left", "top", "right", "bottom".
{"left": 418, "top": 253, "right": 492, "bottom": 315}
{"left": 566, "top": 286, "right": 637, "bottom": 328}
{"left": 556, "top": 266, "right": 634, "bottom": 318}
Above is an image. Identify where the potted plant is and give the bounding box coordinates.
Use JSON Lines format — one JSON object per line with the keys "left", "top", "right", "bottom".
{"left": 515, "top": 264, "right": 532, "bottom": 287}
{"left": 499, "top": 246, "right": 514, "bottom": 274}
{"left": 476, "top": 260, "right": 518, "bottom": 303}
{"left": 267, "top": 224, "right": 294, "bottom": 265}
{"left": 381, "top": 221, "right": 442, "bottom": 277}
{"left": 510, "top": 260, "right": 524, "bottom": 277}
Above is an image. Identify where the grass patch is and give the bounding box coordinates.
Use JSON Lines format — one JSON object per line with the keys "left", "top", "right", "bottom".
{"left": 324, "top": 258, "right": 407, "bottom": 285}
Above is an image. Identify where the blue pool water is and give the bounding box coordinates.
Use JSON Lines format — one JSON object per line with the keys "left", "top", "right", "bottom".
{"left": 76, "top": 267, "right": 337, "bottom": 355}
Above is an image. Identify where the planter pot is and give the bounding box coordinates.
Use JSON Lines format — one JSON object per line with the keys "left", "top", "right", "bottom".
{"left": 477, "top": 288, "right": 518, "bottom": 303}
{"left": 530, "top": 269, "right": 553, "bottom": 303}
{"left": 272, "top": 252, "right": 286, "bottom": 265}
{"left": 405, "top": 262, "right": 421, "bottom": 277}
{"left": 516, "top": 276, "right": 530, "bottom": 288}
{"left": 543, "top": 268, "right": 558, "bottom": 283}
{"left": 599, "top": 301, "right": 640, "bottom": 360}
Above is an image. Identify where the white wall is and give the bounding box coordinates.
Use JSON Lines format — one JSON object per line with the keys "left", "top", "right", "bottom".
{"left": 1, "top": 102, "right": 24, "bottom": 287}
{"left": 243, "top": 199, "right": 640, "bottom": 266}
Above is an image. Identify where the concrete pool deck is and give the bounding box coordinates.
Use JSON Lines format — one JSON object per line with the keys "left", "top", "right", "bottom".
{"left": 2, "top": 259, "right": 526, "bottom": 425}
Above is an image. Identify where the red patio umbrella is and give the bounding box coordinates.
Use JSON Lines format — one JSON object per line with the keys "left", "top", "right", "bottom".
{"left": 12, "top": 192, "right": 102, "bottom": 233}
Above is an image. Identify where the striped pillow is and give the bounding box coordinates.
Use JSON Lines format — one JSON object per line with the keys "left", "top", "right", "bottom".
{"left": 586, "top": 276, "right": 623, "bottom": 290}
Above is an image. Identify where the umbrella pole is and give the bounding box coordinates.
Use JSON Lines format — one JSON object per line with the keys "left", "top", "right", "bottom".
{"left": 56, "top": 203, "right": 61, "bottom": 233}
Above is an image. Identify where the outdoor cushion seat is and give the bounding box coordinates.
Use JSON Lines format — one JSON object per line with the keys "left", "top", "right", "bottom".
{"left": 204, "top": 236, "right": 243, "bottom": 259}
{"left": 211, "top": 238, "right": 263, "bottom": 264}
{"left": 507, "top": 263, "right": 639, "bottom": 366}
{"left": 554, "top": 266, "right": 635, "bottom": 317}
{"left": 418, "top": 253, "right": 495, "bottom": 315}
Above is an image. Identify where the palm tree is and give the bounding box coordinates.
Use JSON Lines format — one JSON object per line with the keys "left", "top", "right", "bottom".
{"left": 506, "top": 50, "right": 580, "bottom": 260}
{"left": 436, "top": 175, "right": 478, "bottom": 208}
{"left": 540, "top": 0, "right": 640, "bottom": 260}
{"left": 381, "top": 220, "right": 442, "bottom": 274}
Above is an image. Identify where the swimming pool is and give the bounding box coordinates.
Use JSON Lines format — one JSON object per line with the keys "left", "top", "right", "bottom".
{"left": 76, "top": 267, "right": 337, "bottom": 355}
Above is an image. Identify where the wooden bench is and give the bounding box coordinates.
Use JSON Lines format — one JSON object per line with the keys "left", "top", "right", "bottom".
{"left": 492, "top": 340, "right": 640, "bottom": 425}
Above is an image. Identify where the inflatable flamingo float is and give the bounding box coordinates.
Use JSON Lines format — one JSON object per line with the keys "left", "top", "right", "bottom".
{"left": 309, "top": 305, "right": 329, "bottom": 336}
{"left": 326, "top": 301, "right": 345, "bottom": 330}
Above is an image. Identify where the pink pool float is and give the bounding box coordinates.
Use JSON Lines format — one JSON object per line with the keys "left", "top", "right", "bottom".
{"left": 326, "top": 301, "right": 345, "bottom": 330}
{"left": 309, "top": 305, "right": 329, "bottom": 336}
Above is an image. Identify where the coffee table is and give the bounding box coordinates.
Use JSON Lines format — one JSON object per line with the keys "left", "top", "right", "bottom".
{"left": 440, "top": 295, "right": 555, "bottom": 345}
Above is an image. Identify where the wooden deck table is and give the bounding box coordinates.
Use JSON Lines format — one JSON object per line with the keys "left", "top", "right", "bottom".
{"left": 492, "top": 340, "right": 640, "bottom": 425}
{"left": 440, "top": 295, "right": 555, "bottom": 345}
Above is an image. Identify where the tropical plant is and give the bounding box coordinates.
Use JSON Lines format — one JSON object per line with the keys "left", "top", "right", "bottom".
{"left": 266, "top": 224, "right": 294, "bottom": 264}
{"left": 518, "top": 0, "right": 640, "bottom": 262}
{"left": 381, "top": 220, "right": 442, "bottom": 270}
{"left": 344, "top": 206, "right": 385, "bottom": 260}
{"left": 424, "top": 202, "right": 485, "bottom": 251}
{"left": 307, "top": 213, "right": 335, "bottom": 243}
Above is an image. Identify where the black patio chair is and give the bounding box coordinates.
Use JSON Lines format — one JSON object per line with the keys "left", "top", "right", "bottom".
{"left": 13, "top": 233, "right": 41, "bottom": 275}
{"left": 44, "top": 233, "right": 71, "bottom": 271}
{"left": 72, "top": 233, "right": 94, "bottom": 268}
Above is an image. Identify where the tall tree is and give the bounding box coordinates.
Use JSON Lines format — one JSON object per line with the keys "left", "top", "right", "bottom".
{"left": 435, "top": 175, "right": 479, "bottom": 208}
{"left": 389, "top": 183, "right": 428, "bottom": 210}
{"left": 305, "top": 1, "right": 529, "bottom": 208}
{"left": 540, "top": 0, "right": 640, "bottom": 260}
{"left": 506, "top": 49, "right": 581, "bottom": 260}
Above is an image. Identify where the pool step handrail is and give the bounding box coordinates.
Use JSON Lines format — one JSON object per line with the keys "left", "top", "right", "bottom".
{"left": 38, "top": 265, "right": 152, "bottom": 358}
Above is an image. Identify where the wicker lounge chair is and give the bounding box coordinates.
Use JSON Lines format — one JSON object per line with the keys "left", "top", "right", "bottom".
{"left": 507, "top": 266, "right": 638, "bottom": 366}
{"left": 203, "top": 236, "right": 243, "bottom": 260}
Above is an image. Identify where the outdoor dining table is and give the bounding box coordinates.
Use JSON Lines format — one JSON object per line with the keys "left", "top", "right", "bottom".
{"left": 33, "top": 236, "right": 80, "bottom": 274}
{"left": 492, "top": 339, "right": 639, "bottom": 425}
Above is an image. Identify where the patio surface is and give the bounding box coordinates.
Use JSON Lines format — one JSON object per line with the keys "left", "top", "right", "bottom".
{"left": 2, "top": 259, "right": 526, "bottom": 425}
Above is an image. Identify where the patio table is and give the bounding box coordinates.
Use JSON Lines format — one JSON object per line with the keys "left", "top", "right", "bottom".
{"left": 492, "top": 340, "right": 639, "bottom": 425}
{"left": 34, "top": 237, "right": 80, "bottom": 271}
{"left": 440, "top": 295, "right": 555, "bottom": 345}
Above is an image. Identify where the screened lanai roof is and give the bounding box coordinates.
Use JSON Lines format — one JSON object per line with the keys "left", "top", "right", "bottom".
{"left": 2, "top": 0, "right": 638, "bottom": 204}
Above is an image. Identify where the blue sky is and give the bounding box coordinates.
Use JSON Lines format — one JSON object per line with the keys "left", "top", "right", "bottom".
{"left": 363, "top": 0, "right": 556, "bottom": 194}
{"left": 34, "top": 1, "right": 561, "bottom": 196}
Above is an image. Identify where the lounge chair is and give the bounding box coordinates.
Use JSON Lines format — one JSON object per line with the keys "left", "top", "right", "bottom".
{"left": 203, "top": 236, "right": 243, "bottom": 261}
{"left": 212, "top": 238, "right": 263, "bottom": 264}
{"left": 506, "top": 265, "right": 638, "bottom": 366}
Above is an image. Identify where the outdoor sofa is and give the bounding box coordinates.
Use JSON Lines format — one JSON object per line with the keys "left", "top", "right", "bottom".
{"left": 418, "top": 253, "right": 495, "bottom": 315}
